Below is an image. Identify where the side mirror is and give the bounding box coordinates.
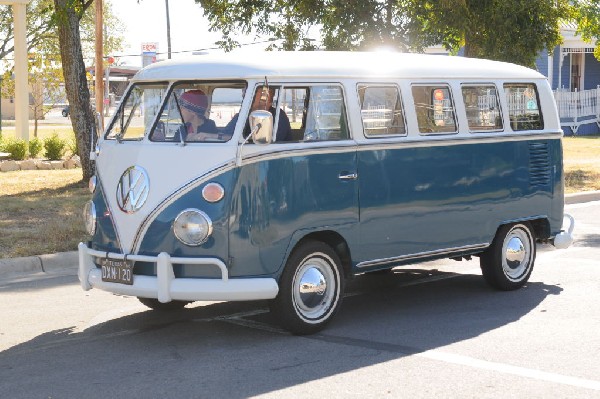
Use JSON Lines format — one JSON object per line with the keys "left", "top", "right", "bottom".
{"left": 249, "top": 110, "right": 273, "bottom": 145}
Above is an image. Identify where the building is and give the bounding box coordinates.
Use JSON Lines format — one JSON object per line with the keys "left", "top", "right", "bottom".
{"left": 536, "top": 23, "right": 600, "bottom": 136}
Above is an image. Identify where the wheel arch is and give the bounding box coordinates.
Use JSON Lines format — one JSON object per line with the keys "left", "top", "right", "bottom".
{"left": 492, "top": 216, "right": 550, "bottom": 242}
{"left": 286, "top": 230, "right": 352, "bottom": 280}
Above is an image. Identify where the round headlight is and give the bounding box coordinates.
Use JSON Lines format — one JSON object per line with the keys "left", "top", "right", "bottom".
{"left": 83, "top": 200, "right": 97, "bottom": 236}
{"left": 173, "top": 209, "right": 213, "bottom": 246}
{"left": 88, "top": 175, "right": 97, "bottom": 194}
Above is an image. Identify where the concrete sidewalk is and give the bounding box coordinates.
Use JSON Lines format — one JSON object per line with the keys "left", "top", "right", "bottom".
{"left": 1, "top": 190, "right": 599, "bottom": 279}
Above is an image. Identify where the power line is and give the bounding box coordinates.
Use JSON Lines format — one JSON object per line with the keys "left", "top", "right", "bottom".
{"left": 0, "top": 38, "right": 282, "bottom": 62}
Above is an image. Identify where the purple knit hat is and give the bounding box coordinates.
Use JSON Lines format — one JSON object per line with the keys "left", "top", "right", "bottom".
{"left": 180, "top": 90, "right": 208, "bottom": 114}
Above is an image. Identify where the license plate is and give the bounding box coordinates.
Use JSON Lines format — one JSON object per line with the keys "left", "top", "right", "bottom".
{"left": 100, "top": 258, "right": 133, "bottom": 285}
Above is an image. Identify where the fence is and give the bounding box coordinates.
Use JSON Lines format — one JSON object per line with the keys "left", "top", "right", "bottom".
{"left": 553, "top": 86, "right": 600, "bottom": 135}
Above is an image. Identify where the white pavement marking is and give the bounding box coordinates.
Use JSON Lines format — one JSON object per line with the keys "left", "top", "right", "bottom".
{"left": 419, "top": 349, "right": 600, "bottom": 391}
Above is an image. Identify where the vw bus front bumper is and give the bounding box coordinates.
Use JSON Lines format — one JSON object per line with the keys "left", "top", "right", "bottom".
{"left": 78, "top": 242, "right": 279, "bottom": 302}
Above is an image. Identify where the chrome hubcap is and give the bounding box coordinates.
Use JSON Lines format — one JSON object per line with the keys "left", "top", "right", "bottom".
{"left": 505, "top": 237, "right": 525, "bottom": 268}
{"left": 502, "top": 227, "right": 532, "bottom": 281}
{"left": 292, "top": 253, "right": 338, "bottom": 322}
{"left": 298, "top": 267, "right": 327, "bottom": 309}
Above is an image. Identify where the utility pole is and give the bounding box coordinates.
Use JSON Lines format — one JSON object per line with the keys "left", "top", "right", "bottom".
{"left": 95, "top": 0, "right": 104, "bottom": 129}
{"left": 165, "top": 0, "right": 172, "bottom": 59}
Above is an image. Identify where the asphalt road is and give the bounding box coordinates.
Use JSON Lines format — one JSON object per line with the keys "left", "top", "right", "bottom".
{"left": 0, "top": 201, "right": 599, "bottom": 398}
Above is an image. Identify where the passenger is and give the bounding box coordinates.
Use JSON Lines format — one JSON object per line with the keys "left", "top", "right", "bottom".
{"left": 178, "top": 89, "right": 221, "bottom": 141}
{"left": 224, "top": 87, "right": 292, "bottom": 142}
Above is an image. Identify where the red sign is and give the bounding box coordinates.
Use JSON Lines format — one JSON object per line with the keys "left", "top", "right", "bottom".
{"left": 141, "top": 42, "right": 158, "bottom": 53}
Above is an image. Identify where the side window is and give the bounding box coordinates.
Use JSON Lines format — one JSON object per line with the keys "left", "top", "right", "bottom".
{"left": 211, "top": 88, "right": 243, "bottom": 129}
{"left": 504, "top": 83, "right": 543, "bottom": 131}
{"left": 462, "top": 85, "right": 503, "bottom": 132}
{"left": 358, "top": 84, "right": 406, "bottom": 137}
{"left": 303, "top": 86, "right": 349, "bottom": 141}
{"left": 278, "top": 88, "right": 308, "bottom": 141}
{"left": 265, "top": 85, "right": 348, "bottom": 142}
{"left": 411, "top": 85, "right": 457, "bottom": 134}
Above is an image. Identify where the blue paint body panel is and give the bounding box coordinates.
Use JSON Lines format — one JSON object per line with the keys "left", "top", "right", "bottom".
{"left": 89, "top": 138, "right": 563, "bottom": 279}
{"left": 356, "top": 138, "right": 563, "bottom": 264}
{"left": 90, "top": 179, "right": 121, "bottom": 253}
{"left": 228, "top": 149, "right": 359, "bottom": 277}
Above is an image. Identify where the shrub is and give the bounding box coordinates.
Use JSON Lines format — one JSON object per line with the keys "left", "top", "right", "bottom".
{"left": 66, "top": 137, "right": 78, "bottom": 158}
{"left": 44, "top": 134, "right": 67, "bottom": 160}
{"left": 2, "top": 137, "right": 28, "bottom": 160}
{"left": 29, "top": 137, "right": 43, "bottom": 158}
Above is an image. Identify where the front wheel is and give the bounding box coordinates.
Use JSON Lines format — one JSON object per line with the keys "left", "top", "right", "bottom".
{"left": 480, "top": 223, "right": 536, "bottom": 290}
{"left": 270, "top": 240, "right": 344, "bottom": 335}
{"left": 138, "top": 297, "right": 191, "bottom": 310}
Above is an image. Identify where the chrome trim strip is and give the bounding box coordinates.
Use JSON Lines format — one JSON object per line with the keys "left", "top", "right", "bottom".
{"left": 240, "top": 142, "right": 358, "bottom": 166}
{"left": 355, "top": 131, "right": 563, "bottom": 153}
{"left": 355, "top": 243, "right": 489, "bottom": 269}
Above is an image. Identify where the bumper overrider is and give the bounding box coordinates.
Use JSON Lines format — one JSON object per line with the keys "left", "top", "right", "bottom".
{"left": 78, "top": 242, "right": 279, "bottom": 302}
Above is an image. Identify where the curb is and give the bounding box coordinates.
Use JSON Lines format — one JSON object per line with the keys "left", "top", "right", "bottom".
{"left": 0, "top": 251, "right": 78, "bottom": 278}
{"left": 565, "top": 190, "right": 600, "bottom": 205}
{"left": 1, "top": 191, "right": 599, "bottom": 279}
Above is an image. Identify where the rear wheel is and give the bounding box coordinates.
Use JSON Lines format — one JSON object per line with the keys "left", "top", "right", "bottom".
{"left": 270, "top": 240, "right": 344, "bottom": 335}
{"left": 480, "top": 223, "right": 536, "bottom": 290}
{"left": 138, "top": 297, "right": 191, "bottom": 310}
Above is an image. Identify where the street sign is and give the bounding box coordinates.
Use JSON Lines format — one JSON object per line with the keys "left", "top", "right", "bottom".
{"left": 141, "top": 42, "right": 159, "bottom": 53}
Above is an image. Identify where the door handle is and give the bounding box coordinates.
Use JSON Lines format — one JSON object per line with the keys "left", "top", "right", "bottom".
{"left": 338, "top": 172, "right": 358, "bottom": 181}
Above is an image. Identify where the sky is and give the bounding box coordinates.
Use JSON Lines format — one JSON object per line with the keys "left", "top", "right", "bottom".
{"left": 110, "top": 0, "right": 271, "bottom": 66}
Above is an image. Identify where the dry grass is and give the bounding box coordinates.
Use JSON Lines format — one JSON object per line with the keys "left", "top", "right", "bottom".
{"left": 0, "top": 136, "right": 597, "bottom": 258}
{"left": 0, "top": 169, "right": 90, "bottom": 258}
{"left": 563, "top": 136, "right": 600, "bottom": 193}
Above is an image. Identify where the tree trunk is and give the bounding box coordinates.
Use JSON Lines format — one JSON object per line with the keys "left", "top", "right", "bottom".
{"left": 54, "top": 0, "right": 95, "bottom": 183}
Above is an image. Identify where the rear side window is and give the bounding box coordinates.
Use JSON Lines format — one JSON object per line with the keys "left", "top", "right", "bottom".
{"left": 462, "top": 85, "right": 503, "bottom": 132}
{"left": 504, "top": 83, "right": 543, "bottom": 131}
{"left": 358, "top": 84, "right": 406, "bottom": 137}
{"left": 411, "top": 85, "right": 457, "bottom": 134}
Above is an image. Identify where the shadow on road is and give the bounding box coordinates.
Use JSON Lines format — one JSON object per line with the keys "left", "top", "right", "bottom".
{"left": 0, "top": 269, "right": 562, "bottom": 398}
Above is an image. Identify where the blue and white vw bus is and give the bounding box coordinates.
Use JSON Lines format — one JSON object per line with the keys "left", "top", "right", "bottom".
{"left": 79, "top": 52, "right": 574, "bottom": 334}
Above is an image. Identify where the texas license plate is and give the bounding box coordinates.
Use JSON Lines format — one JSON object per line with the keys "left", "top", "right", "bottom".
{"left": 100, "top": 258, "right": 133, "bottom": 285}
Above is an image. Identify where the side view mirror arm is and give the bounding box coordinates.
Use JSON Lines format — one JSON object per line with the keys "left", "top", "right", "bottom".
{"left": 236, "top": 123, "right": 260, "bottom": 167}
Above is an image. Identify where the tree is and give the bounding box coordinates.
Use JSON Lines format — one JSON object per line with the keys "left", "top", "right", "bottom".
{"left": 53, "top": 0, "right": 95, "bottom": 182}
{"left": 196, "top": 0, "right": 573, "bottom": 67}
{"left": 196, "top": 0, "right": 321, "bottom": 51}
{"left": 573, "top": 0, "right": 600, "bottom": 60}
{"left": 0, "top": 0, "right": 55, "bottom": 61}
{"left": 1, "top": 0, "right": 124, "bottom": 62}
{"left": 1, "top": 0, "right": 124, "bottom": 181}
{"left": 28, "top": 52, "right": 64, "bottom": 137}
{"left": 405, "top": 0, "right": 573, "bottom": 67}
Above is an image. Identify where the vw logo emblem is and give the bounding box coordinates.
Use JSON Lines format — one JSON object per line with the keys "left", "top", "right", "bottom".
{"left": 116, "top": 166, "right": 150, "bottom": 214}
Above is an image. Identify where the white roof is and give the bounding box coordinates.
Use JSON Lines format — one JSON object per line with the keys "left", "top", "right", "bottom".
{"left": 133, "top": 51, "right": 544, "bottom": 82}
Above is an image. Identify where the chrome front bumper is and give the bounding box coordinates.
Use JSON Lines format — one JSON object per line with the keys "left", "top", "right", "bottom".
{"left": 78, "top": 242, "right": 279, "bottom": 302}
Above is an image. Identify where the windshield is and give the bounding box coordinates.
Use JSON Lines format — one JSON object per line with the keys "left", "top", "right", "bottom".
{"left": 105, "top": 83, "right": 168, "bottom": 140}
{"left": 150, "top": 82, "right": 245, "bottom": 143}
